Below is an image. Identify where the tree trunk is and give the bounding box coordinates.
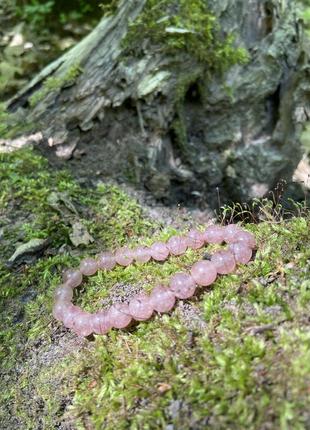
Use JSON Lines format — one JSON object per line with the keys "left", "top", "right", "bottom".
{"left": 8, "top": 0, "right": 309, "bottom": 206}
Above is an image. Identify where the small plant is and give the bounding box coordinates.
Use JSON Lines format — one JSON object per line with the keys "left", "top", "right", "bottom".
{"left": 218, "top": 180, "right": 309, "bottom": 225}
{"left": 16, "top": 0, "right": 55, "bottom": 27}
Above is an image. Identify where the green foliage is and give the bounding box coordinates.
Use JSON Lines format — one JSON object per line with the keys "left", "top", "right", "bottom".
{"left": 125, "top": 0, "right": 249, "bottom": 69}
{"left": 29, "top": 64, "right": 83, "bottom": 107}
{"left": 16, "top": 0, "right": 55, "bottom": 27}
{"left": 14, "top": 0, "right": 103, "bottom": 28}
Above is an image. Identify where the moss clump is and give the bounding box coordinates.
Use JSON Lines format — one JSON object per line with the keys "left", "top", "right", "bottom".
{"left": 99, "top": 0, "right": 119, "bottom": 16}
{"left": 0, "top": 147, "right": 309, "bottom": 429}
{"left": 125, "top": 0, "right": 248, "bottom": 69}
{"left": 29, "top": 64, "right": 83, "bottom": 107}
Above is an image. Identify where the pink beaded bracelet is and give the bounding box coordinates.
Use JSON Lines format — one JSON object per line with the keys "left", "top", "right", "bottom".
{"left": 53, "top": 224, "right": 256, "bottom": 337}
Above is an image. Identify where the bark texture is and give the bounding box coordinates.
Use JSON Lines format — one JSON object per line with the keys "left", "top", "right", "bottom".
{"left": 8, "top": 0, "right": 309, "bottom": 206}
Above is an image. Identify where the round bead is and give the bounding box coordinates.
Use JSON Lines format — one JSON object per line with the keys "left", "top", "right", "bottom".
{"left": 52, "top": 301, "right": 70, "bottom": 321}
{"left": 203, "top": 225, "right": 225, "bottom": 244}
{"left": 169, "top": 273, "right": 196, "bottom": 299}
{"left": 115, "top": 246, "right": 134, "bottom": 266}
{"left": 211, "top": 250, "right": 236, "bottom": 275}
{"left": 190, "top": 261, "right": 217, "bottom": 286}
{"left": 62, "top": 304, "right": 82, "bottom": 329}
{"left": 150, "top": 285, "right": 176, "bottom": 313}
{"left": 186, "top": 229, "right": 205, "bottom": 249}
{"left": 167, "top": 236, "right": 188, "bottom": 256}
{"left": 62, "top": 269, "right": 83, "bottom": 288}
{"left": 91, "top": 311, "right": 113, "bottom": 335}
{"left": 129, "top": 293, "right": 153, "bottom": 321}
{"left": 54, "top": 284, "right": 73, "bottom": 302}
{"left": 230, "top": 231, "right": 256, "bottom": 248}
{"left": 223, "top": 224, "right": 242, "bottom": 243}
{"left": 97, "top": 252, "right": 116, "bottom": 270}
{"left": 108, "top": 303, "right": 132, "bottom": 329}
{"left": 149, "top": 242, "right": 170, "bottom": 261}
{"left": 229, "top": 242, "right": 253, "bottom": 264}
{"left": 80, "top": 258, "right": 98, "bottom": 276}
{"left": 53, "top": 301, "right": 76, "bottom": 322}
{"left": 134, "top": 246, "right": 151, "bottom": 264}
{"left": 72, "top": 312, "right": 93, "bottom": 337}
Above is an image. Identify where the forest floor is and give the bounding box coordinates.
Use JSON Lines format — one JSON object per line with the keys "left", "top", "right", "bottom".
{"left": 0, "top": 147, "right": 309, "bottom": 430}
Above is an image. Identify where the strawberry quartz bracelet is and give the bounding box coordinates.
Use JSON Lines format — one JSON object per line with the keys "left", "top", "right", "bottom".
{"left": 53, "top": 224, "right": 256, "bottom": 337}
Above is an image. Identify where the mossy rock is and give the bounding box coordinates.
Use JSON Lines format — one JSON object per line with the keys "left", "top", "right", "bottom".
{"left": 0, "top": 148, "right": 309, "bottom": 429}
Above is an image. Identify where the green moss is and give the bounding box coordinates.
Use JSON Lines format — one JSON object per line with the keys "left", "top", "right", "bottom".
{"left": 99, "top": 0, "right": 119, "bottom": 16}
{"left": 0, "top": 147, "right": 309, "bottom": 429}
{"left": 124, "top": 0, "right": 248, "bottom": 69}
{"left": 29, "top": 64, "right": 83, "bottom": 107}
{"left": 71, "top": 218, "right": 309, "bottom": 430}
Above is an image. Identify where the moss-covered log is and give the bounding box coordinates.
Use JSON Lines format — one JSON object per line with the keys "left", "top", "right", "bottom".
{"left": 7, "top": 0, "right": 309, "bottom": 204}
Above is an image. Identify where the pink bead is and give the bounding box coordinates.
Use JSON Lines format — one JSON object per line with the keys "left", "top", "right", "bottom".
{"left": 169, "top": 273, "right": 196, "bottom": 299}
{"left": 52, "top": 301, "right": 71, "bottom": 321}
{"left": 80, "top": 258, "right": 98, "bottom": 276}
{"left": 62, "top": 304, "right": 82, "bottom": 329}
{"left": 129, "top": 293, "right": 154, "bottom": 321}
{"left": 230, "top": 231, "right": 256, "bottom": 248}
{"left": 62, "top": 269, "right": 83, "bottom": 288}
{"left": 211, "top": 250, "right": 236, "bottom": 274}
{"left": 54, "top": 284, "right": 73, "bottom": 302}
{"left": 150, "top": 285, "right": 176, "bottom": 312}
{"left": 134, "top": 246, "right": 151, "bottom": 264}
{"left": 190, "top": 261, "right": 217, "bottom": 286}
{"left": 229, "top": 242, "right": 253, "bottom": 264}
{"left": 203, "top": 225, "right": 224, "bottom": 244}
{"left": 91, "top": 311, "right": 113, "bottom": 335}
{"left": 108, "top": 303, "right": 132, "bottom": 329}
{"left": 223, "top": 224, "right": 242, "bottom": 243}
{"left": 97, "top": 252, "right": 116, "bottom": 270}
{"left": 186, "top": 229, "right": 205, "bottom": 249}
{"left": 115, "top": 246, "right": 134, "bottom": 266}
{"left": 72, "top": 312, "right": 93, "bottom": 337}
{"left": 150, "top": 242, "right": 170, "bottom": 261}
{"left": 167, "top": 236, "right": 188, "bottom": 256}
